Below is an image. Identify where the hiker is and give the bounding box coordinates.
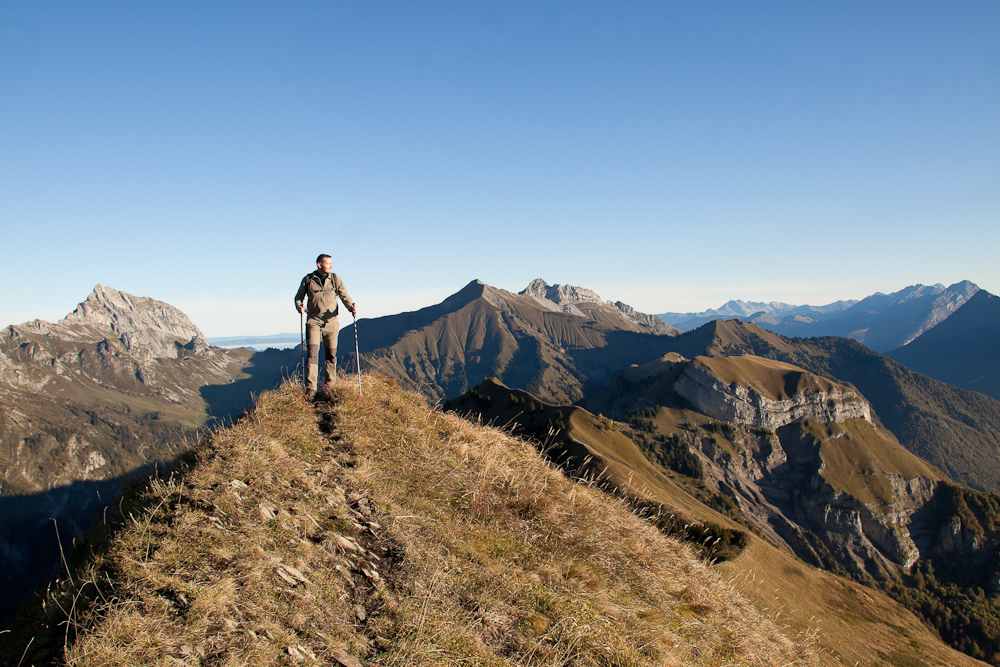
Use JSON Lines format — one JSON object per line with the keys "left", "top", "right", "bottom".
{"left": 295, "top": 254, "right": 357, "bottom": 396}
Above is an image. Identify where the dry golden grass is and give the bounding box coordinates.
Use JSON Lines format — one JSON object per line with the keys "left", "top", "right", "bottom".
{"left": 716, "top": 539, "right": 988, "bottom": 667}
{"left": 692, "top": 355, "right": 838, "bottom": 401}
{"left": 329, "top": 374, "right": 814, "bottom": 666}
{"left": 6, "top": 374, "right": 817, "bottom": 666}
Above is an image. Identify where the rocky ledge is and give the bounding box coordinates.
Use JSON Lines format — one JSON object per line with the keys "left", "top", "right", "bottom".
{"left": 674, "top": 355, "right": 871, "bottom": 430}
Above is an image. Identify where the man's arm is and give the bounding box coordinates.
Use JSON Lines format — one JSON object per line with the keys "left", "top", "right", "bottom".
{"left": 333, "top": 274, "right": 357, "bottom": 314}
{"left": 294, "top": 276, "right": 309, "bottom": 313}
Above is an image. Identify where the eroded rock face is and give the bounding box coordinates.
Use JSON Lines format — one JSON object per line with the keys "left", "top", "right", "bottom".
{"left": 660, "top": 354, "right": 944, "bottom": 579}
{"left": 0, "top": 286, "right": 231, "bottom": 398}
{"left": 521, "top": 279, "right": 603, "bottom": 312}
{"left": 674, "top": 357, "right": 871, "bottom": 431}
{"left": 519, "top": 279, "right": 677, "bottom": 335}
{"left": 692, "top": 420, "right": 935, "bottom": 579}
{"left": 60, "top": 284, "right": 209, "bottom": 361}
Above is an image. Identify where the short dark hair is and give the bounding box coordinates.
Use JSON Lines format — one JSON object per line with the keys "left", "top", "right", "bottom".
{"left": 316, "top": 254, "right": 331, "bottom": 264}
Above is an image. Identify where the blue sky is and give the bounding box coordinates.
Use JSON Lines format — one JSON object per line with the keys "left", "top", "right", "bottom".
{"left": 2, "top": 2, "right": 997, "bottom": 336}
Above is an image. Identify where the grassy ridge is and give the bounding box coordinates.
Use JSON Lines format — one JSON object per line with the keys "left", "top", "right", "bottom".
{"left": 444, "top": 377, "right": 990, "bottom": 667}
{"left": 2, "top": 375, "right": 815, "bottom": 666}
{"left": 443, "top": 378, "right": 748, "bottom": 563}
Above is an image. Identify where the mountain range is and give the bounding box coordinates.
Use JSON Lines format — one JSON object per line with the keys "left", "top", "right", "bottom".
{"left": 659, "top": 281, "right": 980, "bottom": 353}
{"left": 658, "top": 297, "right": 858, "bottom": 330}
{"left": 888, "top": 289, "right": 1000, "bottom": 402}
{"left": 345, "top": 278, "right": 678, "bottom": 404}
{"left": 336, "top": 278, "right": 1000, "bottom": 493}
{"left": 4, "top": 276, "right": 1000, "bottom": 664}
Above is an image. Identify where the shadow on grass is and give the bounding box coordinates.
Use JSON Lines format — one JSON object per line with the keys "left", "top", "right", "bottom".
{"left": 200, "top": 347, "right": 300, "bottom": 427}
{"left": 0, "top": 467, "right": 163, "bottom": 626}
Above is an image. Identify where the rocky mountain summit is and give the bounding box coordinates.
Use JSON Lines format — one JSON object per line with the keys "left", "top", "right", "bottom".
{"left": 60, "top": 284, "right": 210, "bottom": 360}
{"left": 521, "top": 278, "right": 677, "bottom": 334}
{"left": 520, "top": 277, "right": 604, "bottom": 314}
{"left": 1, "top": 285, "right": 220, "bottom": 400}
{"left": 349, "top": 278, "right": 680, "bottom": 404}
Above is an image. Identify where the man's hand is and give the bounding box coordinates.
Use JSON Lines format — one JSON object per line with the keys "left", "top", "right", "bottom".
{"left": 297, "top": 304, "right": 305, "bottom": 314}
{"left": 350, "top": 305, "right": 358, "bottom": 315}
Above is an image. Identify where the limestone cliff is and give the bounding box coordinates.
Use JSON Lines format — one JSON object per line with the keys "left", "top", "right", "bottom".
{"left": 674, "top": 356, "right": 872, "bottom": 430}
{"left": 680, "top": 356, "right": 941, "bottom": 579}
{"left": 60, "top": 284, "right": 210, "bottom": 360}
{"left": 589, "top": 353, "right": 956, "bottom": 582}
{"left": 1, "top": 285, "right": 225, "bottom": 399}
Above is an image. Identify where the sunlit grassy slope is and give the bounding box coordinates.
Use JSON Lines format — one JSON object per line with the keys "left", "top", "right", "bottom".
{"left": 443, "top": 378, "right": 986, "bottom": 667}
{"left": 5, "top": 375, "right": 819, "bottom": 666}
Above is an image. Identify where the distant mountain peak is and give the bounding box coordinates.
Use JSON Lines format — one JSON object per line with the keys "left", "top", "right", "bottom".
{"left": 519, "top": 279, "right": 676, "bottom": 334}
{"left": 59, "top": 285, "right": 208, "bottom": 359}
{"left": 520, "top": 279, "right": 602, "bottom": 315}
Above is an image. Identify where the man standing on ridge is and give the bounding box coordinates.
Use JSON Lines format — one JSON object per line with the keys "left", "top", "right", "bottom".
{"left": 295, "top": 254, "right": 357, "bottom": 397}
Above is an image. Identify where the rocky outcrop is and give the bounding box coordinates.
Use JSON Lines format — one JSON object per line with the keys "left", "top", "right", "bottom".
{"left": 609, "top": 354, "right": 941, "bottom": 580}
{"left": 521, "top": 278, "right": 603, "bottom": 316}
{"left": 674, "top": 356, "right": 871, "bottom": 430}
{"left": 519, "top": 279, "right": 678, "bottom": 335}
{"left": 60, "top": 284, "right": 209, "bottom": 360}
{"left": 690, "top": 415, "right": 939, "bottom": 580}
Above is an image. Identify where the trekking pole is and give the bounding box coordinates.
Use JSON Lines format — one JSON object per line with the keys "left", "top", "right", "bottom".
{"left": 300, "top": 310, "right": 306, "bottom": 387}
{"left": 353, "top": 311, "right": 362, "bottom": 396}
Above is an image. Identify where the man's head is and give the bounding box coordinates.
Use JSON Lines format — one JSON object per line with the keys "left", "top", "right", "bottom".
{"left": 316, "top": 254, "right": 332, "bottom": 274}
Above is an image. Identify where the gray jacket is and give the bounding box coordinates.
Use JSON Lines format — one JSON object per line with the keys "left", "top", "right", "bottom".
{"left": 295, "top": 271, "right": 355, "bottom": 320}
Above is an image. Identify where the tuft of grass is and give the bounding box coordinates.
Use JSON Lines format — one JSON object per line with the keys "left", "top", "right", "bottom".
{"left": 4, "top": 374, "right": 816, "bottom": 666}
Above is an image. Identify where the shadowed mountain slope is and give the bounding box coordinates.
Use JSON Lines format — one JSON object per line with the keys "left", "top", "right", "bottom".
{"left": 342, "top": 279, "right": 678, "bottom": 404}
{"left": 755, "top": 281, "right": 979, "bottom": 352}
{"left": 888, "top": 290, "right": 1000, "bottom": 402}
{"left": 2, "top": 377, "right": 821, "bottom": 667}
